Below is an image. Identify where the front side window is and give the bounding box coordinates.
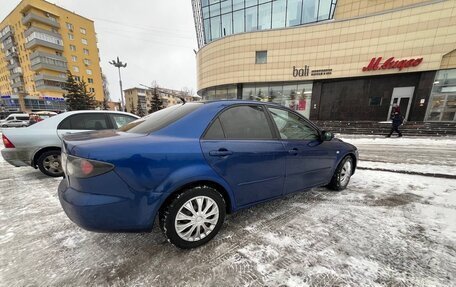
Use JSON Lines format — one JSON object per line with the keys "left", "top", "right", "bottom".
{"left": 217, "top": 105, "right": 273, "bottom": 139}
{"left": 109, "top": 114, "right": 137, "bottom": 129}
{"left": 268, "top": 107, "right": 319, "bottom": 140}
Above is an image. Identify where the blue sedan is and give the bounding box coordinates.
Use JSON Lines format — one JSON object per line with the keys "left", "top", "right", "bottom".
{"left": 58, "top": 100, "right": 358, "bottom": 249}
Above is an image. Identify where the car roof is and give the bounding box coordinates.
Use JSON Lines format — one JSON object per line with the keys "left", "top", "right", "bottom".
{"left": 201, "top": 99, "right": 282, "bottom": 107}
{"left": 26, "top": 110, "right": 139, "bottom": 129}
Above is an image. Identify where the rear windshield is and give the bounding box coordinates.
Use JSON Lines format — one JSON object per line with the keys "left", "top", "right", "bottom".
{"left": 119, "top": 103, "right": 203, "bottom": 134}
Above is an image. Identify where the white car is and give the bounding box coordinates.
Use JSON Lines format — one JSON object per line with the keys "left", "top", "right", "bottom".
{"left": 1, "top": 110, "right": 139, "bottom": 177}
{"left": 1, "top": 120, "right": 29, "bottom": 128}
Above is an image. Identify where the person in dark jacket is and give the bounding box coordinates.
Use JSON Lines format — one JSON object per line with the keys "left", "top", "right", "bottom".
{"left": 386, "top": 112, "right": 403, "bottom": 137}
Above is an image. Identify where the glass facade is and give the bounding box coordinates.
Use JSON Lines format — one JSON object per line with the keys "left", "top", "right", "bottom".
{"left": 201, "top": 81, "right": 313, "bottom": 118}
{"left": 197, "top": 0, "right": 337, "bottom": 46}
{"left": 425, "top": 69, "right": 456, "bottom": 122}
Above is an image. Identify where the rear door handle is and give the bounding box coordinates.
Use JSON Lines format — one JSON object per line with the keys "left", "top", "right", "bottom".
{"left": 288, "top": 148, "right": 299, "bottom": 155}
{"left": 209, "top": 149, "right": 233, "bottom": 157}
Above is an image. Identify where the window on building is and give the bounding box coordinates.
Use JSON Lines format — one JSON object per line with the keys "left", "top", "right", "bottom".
{"left": 71, "top": 55, "right": 77, "bottom": 62}
{"left": 68, "top": 33, "right": 74, "bottom": 40}
{"left": 83, "top": 59, "right": 91, "bottom": 65}
{"left": 80, "top": 27, "right": 86, "bottom": 34}
{"left": 74, "top": 76, "right": 81, "bottom": 81}
{"left": 89, "top": 88, "right": 95, "bottom": 93}
{"left": 369, "top": 97, "right": 383, "bottom": 106}
{"left": 256, "top": 51, "right": 267, "bottom": 64}
{"left": 86, "top": 69, "right": 92, "bottom": 75}
{"left": 88, "top": 78, "right": 94, "bottom": 83}
{"left": 70, "top": 44, "right": 76, "bottom": 51}
{"left": 73, "top": 66, "right": 79, "bottom": 73}
{"left": 81, "top": 38, "right": 88, "bottom": 45}
{"left": 66, "top": 22, "right": 73, "bottom": 30}
{"left": 83, "top": 48, "right": 89, "bottom": 55}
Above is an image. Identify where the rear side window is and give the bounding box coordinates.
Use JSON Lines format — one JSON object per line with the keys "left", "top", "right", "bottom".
{"left": 204, "top": 118, "right": 225, "bottom": 139}
{"left": 120, "top": 103, "right": 203, "bottom": 134}
{"left": 58, "top": 113, "right": 109, "bottom": 130}
{"left": 16, "top": 116, "right": 30, "bottom": 121}
{"left": 209, "top": 105, "right": 273, "bottom": 140}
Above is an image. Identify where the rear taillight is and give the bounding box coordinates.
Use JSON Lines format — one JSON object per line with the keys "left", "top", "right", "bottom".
{"left": 63, "top": 154, "right": 114, "bottom": 178}
{"left": 2, "top": 134, "right": 15, "bottom": 148}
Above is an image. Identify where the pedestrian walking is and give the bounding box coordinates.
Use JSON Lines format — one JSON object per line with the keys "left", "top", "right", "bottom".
{"left": 386, "top": 111, "right": 403, "bottom": 137}
{"left": 390, "top": 103, "right": 400, "bottom": 119}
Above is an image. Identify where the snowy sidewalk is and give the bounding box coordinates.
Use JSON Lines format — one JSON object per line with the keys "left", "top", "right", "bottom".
{"left": 339, "top": 135, "right": 456, "bottom": 178}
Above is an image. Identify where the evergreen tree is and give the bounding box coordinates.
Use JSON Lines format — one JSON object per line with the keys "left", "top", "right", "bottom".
{"left": 102, "top": 97, "right": 110, "bottom": 110}
{"left": 63, "top": 71, "right": 97, "bottom": 110}
{"left": 129, "top": 101, "right": 136, "bottom": 115}
{"left": 136, "top": 97, "right": 145, "bottom": 117}
{"left": 149, "top": 86, "right": 163, "bottom": 114}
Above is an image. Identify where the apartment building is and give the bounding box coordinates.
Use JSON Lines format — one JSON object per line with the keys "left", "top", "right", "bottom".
{"left": 0, "top": 0, "right": 103, "bottom": 113}
{"left": 124, "top": 87, "right": 199, "bottom": 115}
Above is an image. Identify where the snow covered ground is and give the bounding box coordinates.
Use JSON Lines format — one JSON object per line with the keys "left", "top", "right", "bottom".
{"left": 0, "top": 135, "right": 455, "bottom": 286}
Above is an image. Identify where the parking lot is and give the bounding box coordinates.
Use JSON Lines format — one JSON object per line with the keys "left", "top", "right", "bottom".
{"left": 1, "top": 135, "right": 455, "bottom": 286}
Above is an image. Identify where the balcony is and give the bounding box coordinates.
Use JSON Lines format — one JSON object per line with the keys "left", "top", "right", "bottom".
{"left": 34, "top": 74, "right": 66, "bottom": 92}
{"left": 22, "top": 12, "right": 60, "bottom": 28}
{"left": 0, "top": 27, "right": 13, "bottom": 42}
{"left": 24, "top": 27, "right": 63, "bottom": 51}
{"left": 7, "top": 61, "right": 20, "bottom": 71}
{"left": 30, "top": 51, "right": 67, "bottom": 72}
{"left": 5, "top": 50, "right": 18, "bottom": 61}
{"left": 25, "top": 37, "right": 63, "bottom": 51}
{"left": 11, "top": 79, "right": 24, "bottom": 89}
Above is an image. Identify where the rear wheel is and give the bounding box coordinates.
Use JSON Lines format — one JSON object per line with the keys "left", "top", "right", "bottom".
{"left": 327, "top": 156, "right": 353, "bottom": 191}
{"left": 160, "top": 186, "right": 226, "bottom": 249}
{"left": 37, "top": 150, "right": 63, "bottom": 177}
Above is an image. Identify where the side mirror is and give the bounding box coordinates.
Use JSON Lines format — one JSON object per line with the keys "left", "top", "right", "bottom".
{"left": 321, "top": 131, "right": 334, "bottom": 141}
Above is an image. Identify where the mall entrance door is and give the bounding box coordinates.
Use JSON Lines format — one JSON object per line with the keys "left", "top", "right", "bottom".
{"left": 387, "top": 87, "right": 415, "bottom": 120}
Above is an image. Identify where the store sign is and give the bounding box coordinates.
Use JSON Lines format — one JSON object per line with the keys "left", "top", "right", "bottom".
{"left": 362, "top": 57, "right": 423, "bottom": 72}
{"left": 293, "top": 66, "right": 332, "bottom": 77}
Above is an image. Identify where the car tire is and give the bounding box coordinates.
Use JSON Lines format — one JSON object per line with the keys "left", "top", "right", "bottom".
{"left": 160, "top": 186, "right": 226, "bottom": 249}
{"left": 37, "top": 150, "right": 63, "bottom": 177}
{"left": 327, "top": 156, "right": 353, "bottom": 191}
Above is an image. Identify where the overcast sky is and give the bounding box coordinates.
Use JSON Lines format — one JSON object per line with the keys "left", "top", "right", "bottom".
{"left": 1, "top": 0, "right": 198, "bottom": 102}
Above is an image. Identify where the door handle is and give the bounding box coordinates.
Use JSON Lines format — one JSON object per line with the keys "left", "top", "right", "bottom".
{"left": 288, "top": 148, "right": 299, "bottom": 155}
{"left": 209, "top": 149, "right": 233, "bottom": 157}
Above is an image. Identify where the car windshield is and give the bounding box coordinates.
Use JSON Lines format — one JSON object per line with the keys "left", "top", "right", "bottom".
{"left": 119, "top": 103, "right": 203, "bottom": 134}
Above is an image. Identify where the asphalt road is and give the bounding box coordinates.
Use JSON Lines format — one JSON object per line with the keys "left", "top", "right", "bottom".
{"left": 0, "top": 138, "right": 455, "bottom": 286}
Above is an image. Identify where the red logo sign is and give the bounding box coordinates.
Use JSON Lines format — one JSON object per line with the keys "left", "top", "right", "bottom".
{"left": 362, "top": 57, "right": 423, "bottom": 72}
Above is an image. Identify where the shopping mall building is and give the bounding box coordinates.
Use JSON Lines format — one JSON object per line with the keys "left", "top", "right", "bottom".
{"left": 192, "top": 0, "right": 456, "bottom": 122}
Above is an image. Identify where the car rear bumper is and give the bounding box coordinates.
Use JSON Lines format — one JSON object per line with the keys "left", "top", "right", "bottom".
{"left": 1, "top": 148, "right": 33, "bottom": 167}
{"left": 58, "top": 179, "right": 161, "bottom": 232}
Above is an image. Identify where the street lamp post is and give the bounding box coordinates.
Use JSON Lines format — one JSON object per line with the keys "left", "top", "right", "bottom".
{"left": 109, "top": 57, "right": 127, "bottom": 112}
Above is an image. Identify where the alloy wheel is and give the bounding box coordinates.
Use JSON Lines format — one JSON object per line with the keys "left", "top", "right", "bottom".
{"left": 175, "top": 196, "right": 219, "bottom": 242}
{"left": 340, "top": 160, "right": 352, "bottom": 186}
{"left": 42, "top": 154, "right": 62, "bottom": 175}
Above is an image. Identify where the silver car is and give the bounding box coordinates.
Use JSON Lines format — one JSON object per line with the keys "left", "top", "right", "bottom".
{"left": 1, "top": 120, "right": 29, "bottom": 128}
{"left": 1, "top": 110, "right": 138, "bottom": 177}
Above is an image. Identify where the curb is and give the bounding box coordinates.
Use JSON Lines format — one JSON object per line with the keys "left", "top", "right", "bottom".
{"left": 357, "top": 166, "right": 456, "bottom": 179}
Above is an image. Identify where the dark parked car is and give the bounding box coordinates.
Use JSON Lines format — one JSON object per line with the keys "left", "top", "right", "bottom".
{"left": 58, "top": 101, "right": 358, "bottom": 249}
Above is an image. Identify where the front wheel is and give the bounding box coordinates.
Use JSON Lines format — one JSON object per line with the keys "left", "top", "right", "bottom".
{"left": 37, "top": 150, "right": 63, "bottom": 177}
{"left": 327, "top": 156, "right": 353, "bottom": 191}
{"left": 160, "top": 186, "right": 226, "bottom": 249}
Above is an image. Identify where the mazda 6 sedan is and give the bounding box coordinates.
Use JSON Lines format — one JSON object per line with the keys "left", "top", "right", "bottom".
{"left": 58, "top": 100, "right": 358, "bottom": 249}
